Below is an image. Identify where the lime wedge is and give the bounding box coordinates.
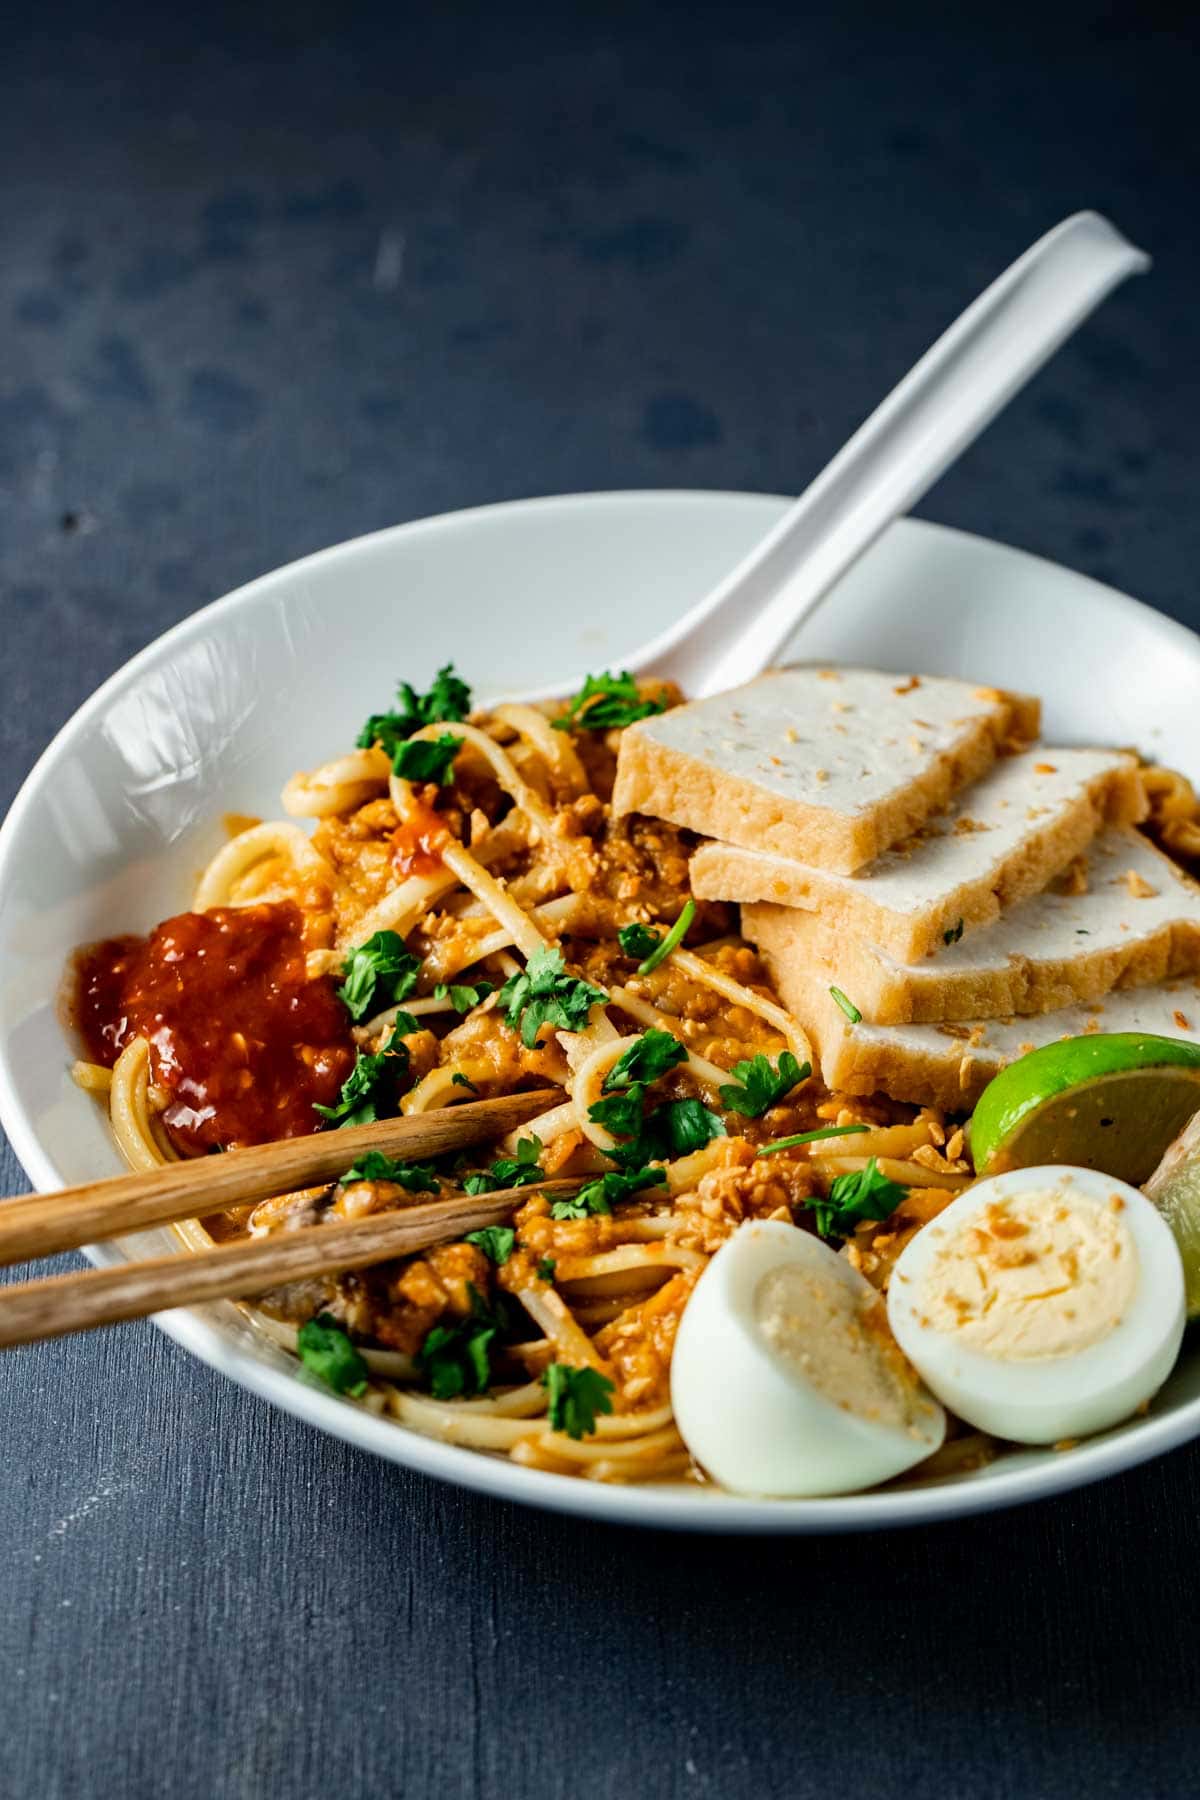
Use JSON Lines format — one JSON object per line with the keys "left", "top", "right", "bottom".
{"left": 1145, "top": 1114, "right": 1200, "bottom": 1321}
{"left": 970, "top": 1033, "right": 1200, "bottom": 1186}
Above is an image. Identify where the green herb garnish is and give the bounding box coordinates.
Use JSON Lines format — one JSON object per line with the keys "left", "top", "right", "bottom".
{"left": 551, "top": 671, "right": 669, "bottom": 734}
{"left": 536, "top": 1257, "right": 557, "bottom": 1282}
{"left": 829, "top": 986, "right": 863, "bottom": 1024}
{"left": 391, "top": 732, "right": 463, "bottom": 786}
{"left": 756, "top": 1124, "right": 870, "bottom": 1157}
{"left": 357, "top": 663, "right": 472, "bottom": 758}
{"left": 603, "top": 1029, "right": 688, "bottom": 1091}
{"left": 450, "top": 1071, "right": 480, "bottom": 1094}
{"left": 434, "top": 980, "right": 494, "bottom": 1013}
{"left": 718, "top": 1051, "right": 810, "bottom": 1117}
{"left": 942, "top": 918, "right": 965, "bottom": 946}
{"left": 417, "top": 1286, "right": 511, "bottom": 1400}
{"left": 313, "top": 1020, "right": 413, "bottom": 1127}
{"left": 637, "top": 899, "right": 695, "bottom": 974}
{"left": 603, "top": 1097, "right": 726, "bottom": 1170}
{"left": 297, "top": 1315, "right": 369, "bottom": 1397}
{"left": 339, "top": 1149, "right": 439, "bottom": 1191}
{"left": 807, "top": 1157, "right": 907, "bottom": 1239}
{"left": 497, "top": 947, "right": 607, "bottom": 1048}
{"left": 617, "top": 921, "right": 662, "bottom": 961}
{"left": 337, "top": 930, "right": 420, "bottom": 1022}
{"left": 550, "top": 1165, "right": 666, "bottom": 1220}
{"left": 462, "top": 1135, "right": 545, "bottom": 1195}
{"left": 464, "top": 1225, "right": 516, "bottom": 1265}
{"left": 541, "top": 1364, "right": 616, "bottom": 1438}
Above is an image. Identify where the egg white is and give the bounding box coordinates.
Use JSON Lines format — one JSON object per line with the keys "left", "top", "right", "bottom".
{"left": 886, "top": 1166, "right": 1186, "bottom": 1445}
{"left": 670, "top": 1219, "right": 945, "bottom": 1497}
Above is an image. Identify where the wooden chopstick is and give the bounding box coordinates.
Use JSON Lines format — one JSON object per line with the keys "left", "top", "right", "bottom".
{"left": 0, "top": 1088, "right": 558, "bottom": 1267}
{"left": 0, "top": 1181, "right": 579, "bottom": 1349}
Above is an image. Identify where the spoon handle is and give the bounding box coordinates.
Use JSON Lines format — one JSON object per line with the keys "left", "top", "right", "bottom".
{"left": 634, "top": 211, "right": 1149, "bottom": 698}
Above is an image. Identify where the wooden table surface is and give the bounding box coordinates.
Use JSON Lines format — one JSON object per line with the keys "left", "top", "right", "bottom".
{"left": 3, "top": 3, "right": 1199, "bottom": 1795}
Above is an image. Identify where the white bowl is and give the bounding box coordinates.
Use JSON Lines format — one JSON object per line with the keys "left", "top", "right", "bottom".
{"left": 2, "top": 489, "right": 1199, "bottom": 1533}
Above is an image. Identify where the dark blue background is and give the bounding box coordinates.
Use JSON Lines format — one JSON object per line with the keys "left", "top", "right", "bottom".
{"left": 2, "top": 5, "right": 1198, "bottom": 1795}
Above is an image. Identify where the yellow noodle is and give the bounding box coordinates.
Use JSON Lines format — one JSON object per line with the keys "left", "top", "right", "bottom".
{"left": 281, "top": 747, "right": 391, "bottom": 818}
{"left": 193, "top": 821, "right": 334, "bottom": 911}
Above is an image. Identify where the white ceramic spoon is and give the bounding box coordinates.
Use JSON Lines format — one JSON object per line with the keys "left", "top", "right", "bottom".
{"left": 524, "top": 211, "right": 1149, "bottom": 702}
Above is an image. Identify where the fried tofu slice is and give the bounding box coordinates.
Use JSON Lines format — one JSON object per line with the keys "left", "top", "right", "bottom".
{"left": 612, "top": 667, "right": 1039, "bottom": 875}
{"left": 693, "top": 747, "right": 1146, "bottom": 963}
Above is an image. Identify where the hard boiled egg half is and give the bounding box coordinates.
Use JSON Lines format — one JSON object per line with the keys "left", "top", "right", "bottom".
{"left": 887, "top": 1165, "right": 1186, "bottom": 1444}
{"left": 670, "top": 1219, "right": 946, "bottom": 1496}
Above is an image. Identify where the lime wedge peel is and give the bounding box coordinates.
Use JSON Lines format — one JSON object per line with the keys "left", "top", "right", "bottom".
{"left": 970, "top": 1033, "right": 1200, "bottom": 1188}
{"left": 1145, "top": 1113, "right": 1200, "bottom": 1322}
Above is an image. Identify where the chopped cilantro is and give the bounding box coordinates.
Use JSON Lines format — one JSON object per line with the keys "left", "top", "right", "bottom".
{"left": 497, "top": 947, "right": 607, "bottom": 1048}
{"left": 313, "top": 1021, "right": 412, "bottom": 1127}
{"left": 434, "top": 980, "right": 494, "bottom": 1012}
{"left": 417, "top": 1286, "right": 510, "bottom": 1400}
{"left": 464, "top": 1225, "right": 516, "bottom": 1265}
{"left": 603, "top": 1029, "right": 687, "bottom": 1091}
{"left": 462, "top": 1135, "right": 545, "bottom": 1195}
{"left": 829, "top": 986, "right": 863, "bottom": 1024}
{"left": 807, "top": 1157, "right": 907, "bottom": 1239}
{"left": 550, "top": 1165, "right": 666, "bottom": 1219}
{"left": 756, "top": 1123, "right": 870, "bottom": 1157}
{"left": 337, "top": 930, "right": 421, "bottom": 1022}
{"left": 391, "top": 732, "right": 463, "bottom": 786}
{"left": 356, "top": 663, "right": 472, "bottom": 757}
{"left": 604, "top": 1097, "right": 726, "bottom": 1169}
{"left": 637, "top": 899, "right": 695, "bottom": 974}
{"left": 450, "top": 1071, "right": 480, "bottom": 1095}
{"left": 943, "top": 918, "right": 965, "bottom": 946}
{"left": 718, "top": 1051, "right": 810, "bottom": 1117}
{"left": 588, "top": 1085, "right": 649, "bottom": 1138}
{"left": 541, "top": 1363, "right": 616, "bottom": 1438}
{"left": 551, "top": 671, "right": 669, "bottom": 734}
{"left": 617, "top": 921, "right": 662, "bottom": 961}
{"left": 297, "top": 1315, "right": 369, "bottom": 1397}
{"left": 536, "top": 1257, "right": 557, "bottom": 1283}
{"left": 338, "top": 1149, "right": 439, "bottom": 1191}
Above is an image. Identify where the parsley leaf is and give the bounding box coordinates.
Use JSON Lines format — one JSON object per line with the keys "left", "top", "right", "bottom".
{"left": 338, "top": 1149, "right": 440, "bottom": 1191}
{"left": 536, "top": 1257, "right": 557, "bottom": 1282}
{"left": 434, "top": 980, "right": 494, "bottom": 1013}
{"left": 587, "top": 1085, "right": 649, "bottom": 1138}
{"left": 603, "top": 1097, "right": 726, "bottom": 1169}
{"left": 356, "top": 663, "right": 472, "bottom": 757}
{"left": 337, "top": 930, "right": 421, "bottom": 1022}
{"left": 312, "top": 1022, "right": 412, "bottom": 1127}
{"left": 462, "top": 1135, "right": 545, "bottom": 1195}
{"left": 417, "top": 1286, "right": 509, "bottom": 1400}
{"left": 550, "top": 1165, "right": 667, "bottom": 1219}
{"left": 391, "top": 732, "right": 463, "bottom": 786}
{"left": 807, "top": 1157, "right": 907, "bottom": 1239}
{"left": 498, "top": 947, "right": 607, "bottom": 1048}
{"left": 551, "top": 671, "right": 669, "bottom": 734}
{"left": 297, "top": 1315, "right": 369, "bottom": 1397}
{"left": 603, "top": 1029, "right": 688, "bottom": 1091}
{"left": 617, "top": 922, "right": 661, "bottom": 961}
{"left": 718, "top": 1051, "right": 810, "bottom": 1118}
{"left": 450, "top": 1071, "right": 480, "bottom": 1094}
{"left": 541, "top": 1364, "right": 616, "bottom": 1438}
{"left": 464, "top": 1225, "right": 516, "bottom": 1265}
{"left": 829, "top": 986, "right": 863, "bottom": 1024}
{"left": 943, "top": 918, "right": 965, "bottom": 946}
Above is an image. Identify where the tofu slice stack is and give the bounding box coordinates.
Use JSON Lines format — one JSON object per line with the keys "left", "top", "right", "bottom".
{"left": 692, "top": 747, "right": 1146, "bottom": 962}
{"left": 611, "top": 665, "right": 1200, "bottom": 1107}
{"left": 748, "top": 829, "right": 1200, "bottom": 1026}
{"left": 612, "top": 667, "right": 1040, "bottom": 874}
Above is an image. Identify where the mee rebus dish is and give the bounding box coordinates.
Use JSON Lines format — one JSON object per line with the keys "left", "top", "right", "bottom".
{"left": 63, "top": 653, "right": 1200, "bottom": 1498}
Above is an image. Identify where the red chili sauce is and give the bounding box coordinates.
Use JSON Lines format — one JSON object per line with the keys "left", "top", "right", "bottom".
{"left": 73, "top": 901, "right": 356, "bottom": 1153}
